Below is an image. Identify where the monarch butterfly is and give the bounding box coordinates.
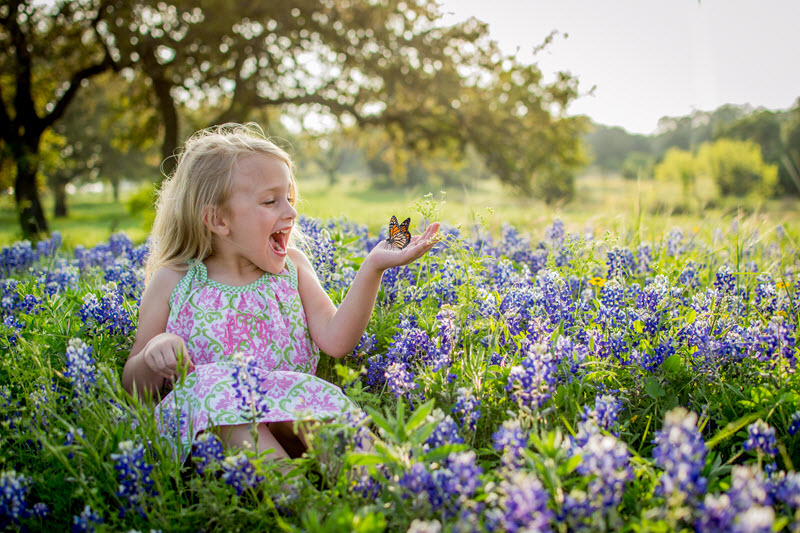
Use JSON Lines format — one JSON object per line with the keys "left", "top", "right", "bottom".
{"left": 385, "top": 215, "right": 411, "bottom": 250}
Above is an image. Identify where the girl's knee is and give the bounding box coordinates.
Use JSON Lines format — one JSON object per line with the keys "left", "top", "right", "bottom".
{"left": 217, "top": 423, "right": 291, "bottom": 460}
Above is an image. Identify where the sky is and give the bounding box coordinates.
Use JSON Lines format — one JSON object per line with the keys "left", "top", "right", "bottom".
{"left": 438, "top": 0, "right": 800, "bottom": 135}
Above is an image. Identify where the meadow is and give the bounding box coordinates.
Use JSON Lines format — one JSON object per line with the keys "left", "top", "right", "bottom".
{"left": 0, "top": 175, "right": 799, "bottom": 531}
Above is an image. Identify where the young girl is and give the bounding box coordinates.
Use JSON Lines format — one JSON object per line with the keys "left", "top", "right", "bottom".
{"left": 122, "top": 123, "right": 439, "bottom": 465}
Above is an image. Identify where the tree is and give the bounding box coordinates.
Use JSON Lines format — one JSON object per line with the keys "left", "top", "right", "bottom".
{"left": 584, "top": 124, "right": 651, "bottom": 172}
{"left": 103, "top": 1, "right": 586, "bottom": 192}
{"left": 654, "top": 147, "right": 696, "bottom": 202}
{"left": 0, "top": 0, "right": 118, "bottom": 238}
{"left": 621, "top": 151, "right": 655, "bottom": 181}
{"left": 716, "top": 108, "right": 799, "bottom": 197}
{"left": 697, "top": 139, "right": 777, "bottom": 197}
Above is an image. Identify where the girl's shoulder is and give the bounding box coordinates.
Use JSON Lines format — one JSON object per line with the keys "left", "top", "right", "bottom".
{"left": 145, "top": 266, "right": 188, "bottom": 300}
{"left": 286, "top": 247, "right": 310, "bottom": 268}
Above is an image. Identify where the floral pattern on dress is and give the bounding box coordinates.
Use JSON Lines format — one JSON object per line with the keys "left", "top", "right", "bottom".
{"left": 155, "top": 258, "right": 354, "bottom": 460}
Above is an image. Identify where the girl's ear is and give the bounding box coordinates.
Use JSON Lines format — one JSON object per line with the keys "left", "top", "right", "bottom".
{"left": 202, "top": 205, "right": 230, "bottom": 236}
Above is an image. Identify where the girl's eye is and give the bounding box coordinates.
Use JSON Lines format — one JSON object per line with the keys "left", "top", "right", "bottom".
{"left": 262, "top": 200, "right": 275, "bottom": 206}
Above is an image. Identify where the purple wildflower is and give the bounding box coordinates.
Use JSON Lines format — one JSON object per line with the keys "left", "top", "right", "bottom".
{"left": 192, "top": 432, "right": 225, "bottom": 475}
{"left": 64, "top": 338, "right": 97, "bottom": 399}
{"left": 221, "top": 452, "right": 264, "bottom": 495}
{"left": 743, "top": 420, "right": 778, "bottom": 457}
{"left": 652, "top": 407, "right": 707, "bottom": 502}
{"left": 110, "top": 440, "right": 156, "bottom": 518}
{"left": 452, "top": 387, "right": 482, "bottom": 432}
{"left": 230, "top": 353, "right": 270, "bottom": 420}
{"left": 492, "top": 419, "right": 528, "bottom": 467}
{"left": 487, "top": 472, "right": 553, "bottom": 532}
{"left": 72, "top": 504, "right": 103, "bottom": 533}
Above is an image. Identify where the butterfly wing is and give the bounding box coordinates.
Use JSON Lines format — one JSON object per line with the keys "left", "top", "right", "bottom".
{"left": 386, "top": 215, "right": 411, "bottom": 249}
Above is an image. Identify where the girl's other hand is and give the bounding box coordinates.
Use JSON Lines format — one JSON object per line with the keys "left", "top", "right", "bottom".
{"left": 365, "top": 222, "right": 441, "bottom": 272}
{"left": 142, "top": 332, "right": 194, "bottom": 381}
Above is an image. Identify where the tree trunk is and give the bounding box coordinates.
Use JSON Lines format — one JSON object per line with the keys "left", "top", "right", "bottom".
{"left": 111, "top": 176, "right": 120, "bottom": 203}
{"left": 14, "top": 152, "right": 49, "bottom": 238}
{"left": 53, "top": 176, "right": 68, "bottom": 218}
{"left": 152, "top": 75, "right": 179, "bottom": 179}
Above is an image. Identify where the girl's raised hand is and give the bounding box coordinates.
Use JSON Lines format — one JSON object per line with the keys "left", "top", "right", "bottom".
{"left": 365, "top": 222, "right": 441, "bottom": 272}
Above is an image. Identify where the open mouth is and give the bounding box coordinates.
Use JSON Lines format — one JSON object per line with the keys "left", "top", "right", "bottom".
{"left": 269, "top": 228, "right": 290, "bottom": 256}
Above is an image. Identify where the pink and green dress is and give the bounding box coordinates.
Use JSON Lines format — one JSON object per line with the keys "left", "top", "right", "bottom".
{"left": 154, "top": 258, "right": 353, "bottom": 460}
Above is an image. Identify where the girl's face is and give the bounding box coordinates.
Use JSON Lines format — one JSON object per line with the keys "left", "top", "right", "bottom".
{"left": 220, "top": 152, "right": 297, "bottom": 274}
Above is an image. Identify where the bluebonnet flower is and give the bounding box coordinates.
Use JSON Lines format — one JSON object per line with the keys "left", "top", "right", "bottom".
{"left": 754, "top": 274, "right": 778, "bottom": 314}
{"left": 35, "top": 231, "right": 62, "bottom": 258}
{"left": 400, "top": 452, "right": 483, "bottom": 520}
{"left": 486, "top": 471, "right": 553, "bottom": 532}
{"left": 666, "top": 227, "right": 684, "bottom": 257}
{"left": 652, "top": 407, "right": 707, "bottom": 502}
{"left": 572, "top": 433, "right": 632, "bottom": 510}
{"left": 230, "top": 353, "right": 270, "bottom": 420}
{"left": 352, "top": 471, "right": 383, "bottom": 500}
{"left": 385, "top": 361, "right": 418, "bottom": 401}
{"left": 743, "top": 420, "right": 777, "bottom": 457}
{"left": 0, "top": 470, "right": 49, "bottom": 529}
{"left": 221, "top": 452, "right": 264, "bottom": 495}
{"left": 108, "top": 232, "right": 133, "bottom": 258}
{"left": 72, "top": 504, "right": 103, "bottom": 533}
{"left": 110, "top": 440, "right": 156, "bottom": 518}
{"left": 0, "top": 240, "right": 35, "bottom": 277}
{"left": 2, "top": 314, "right": 24, "bottom": 346}
{"left": 582, "top": 394, "right": 623, "bottom": 434}
{"left": 635, "top": 242, "right": 653, "bottom": 275}
{"left": 695, "top": 493, "right": 735, "bottom": 533}
{"left": 492, "top": 419, "right": 528, "bottom": 467}
{"left": 297, "top": 216, "right": 338, "bottom": 291}
{"left": 424, "top": 411, "right": 464, "bottom": 451}
{"left": 452, "top": 388, "right": 481, "bottom": 432}
{"left": 636, "top": 339, "right": 675, "bottom": 373}
{"left": 64, "top": 338, "right": 97, "bottom": 399}
{"left": 104, "top": 260, "right": 144, "bottom": 300}
{"left": 155, "top": 403, "right": 188, "bottom": 449}
{"left": 79, "top": 285, "right": 134, "bottom": 336}
{"left": 553, "top": 335, "right": 589, "bottom": 375}
{"left": 773, "top": 471, "right": 800, "bottom": 510}
{"left": 192, "top": 432, "right": 225, "bottom": 475}
{"left": 788, "top": 411, "right": 800, "bottom": 436}
{"left": 727, "top": 465, "right": 771, "bottom": 510}
{"left": 678, "top": 260, "right": 700, "bottom": 290}
{"left": 713, "top": 265, "right": 735, "bottom": 295}
{"left": 606, "top": 247, "right": 634, "bottom": 279}
{"left": 505, "top": 342, "right": 557, "bottom": 411}
{"left": 349, "top": 333, "right": 377, "bottom": 358}
{"left": 697, "top": 466, "right": 775, "bottom": 532}
{"left": 64, "top": 427, "right": 86, "bottom": 459}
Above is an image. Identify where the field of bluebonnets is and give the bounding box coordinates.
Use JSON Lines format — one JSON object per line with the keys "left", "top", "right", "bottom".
{"left": 1, "top": 203, "right": 799, "bottom": 532}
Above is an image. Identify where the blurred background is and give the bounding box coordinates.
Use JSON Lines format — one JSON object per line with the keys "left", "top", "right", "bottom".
{"left": 1, "top": 0, "right": 798, "bottom": 246}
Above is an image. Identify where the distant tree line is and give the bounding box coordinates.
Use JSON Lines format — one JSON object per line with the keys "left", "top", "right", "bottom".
{"left": 585, "top": 102, "right": 800, "bottom": 198}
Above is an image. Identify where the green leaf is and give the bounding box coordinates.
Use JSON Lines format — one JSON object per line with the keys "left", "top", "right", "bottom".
{"left": 644, "top": 377, "right": 666, "bottom": 399}
{"left": 707, "top": 411, "right": 765, "bottom": 449}
{"left": 661, "top": 353, "right": 683, "bottom": 374}
{"left": 685, "top": 308, "right": 697, "bottom": 324}
{"left": 405, "top": 399, "right": 435, "bottom": 434}
{"left": 364, "top": 406, "right": 394, "bottom": 438}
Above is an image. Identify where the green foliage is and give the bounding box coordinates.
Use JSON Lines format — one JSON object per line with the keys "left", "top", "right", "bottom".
{"left": 654, "top": 147, "right": 697, "bottom": 201}
{"left": 621, "top": 152, "right": 655, "bottom": 181}
{"left": 697, "top": 138, "right": 778, "bottom": 197}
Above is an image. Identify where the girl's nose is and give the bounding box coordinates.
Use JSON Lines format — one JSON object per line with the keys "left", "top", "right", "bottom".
{"left": 285, "top": 200, "right": 297, "bottom": 220}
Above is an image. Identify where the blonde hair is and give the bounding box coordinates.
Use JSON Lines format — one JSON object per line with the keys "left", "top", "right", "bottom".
{"left": 145, "top": 123, "right": 298, "bottom": 281}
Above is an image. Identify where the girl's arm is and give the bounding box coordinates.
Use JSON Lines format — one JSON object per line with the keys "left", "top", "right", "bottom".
{"left": 121, "top": 267, "right": 193, "bottom": 398}
{"left": 291, "top": 222, "right": 440, "bottom": 358}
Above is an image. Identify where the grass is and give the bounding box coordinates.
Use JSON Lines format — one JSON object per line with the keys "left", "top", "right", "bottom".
{"left": 2, "top": 171, "right": 798, "bottom": 248}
